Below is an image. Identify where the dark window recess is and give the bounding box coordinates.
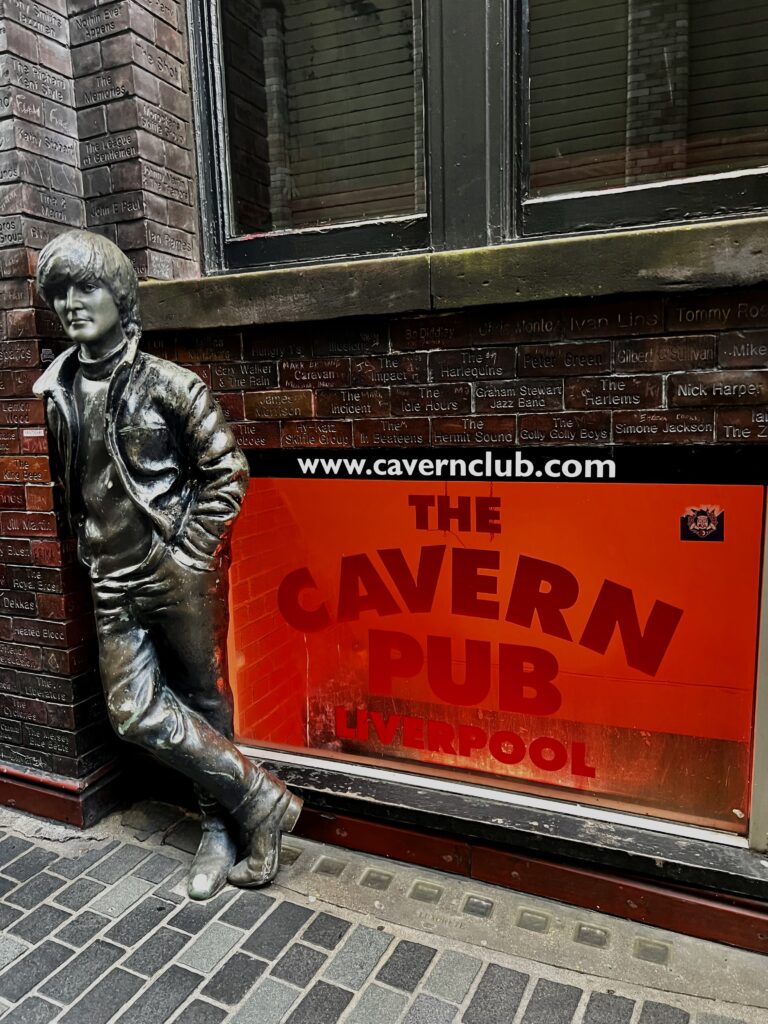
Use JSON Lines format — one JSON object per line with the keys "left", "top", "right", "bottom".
{"left": 528, "top": 0, "right": 768, "bottom": 197}
{"left": 220, "top": 0, "right": 426, "bottom": 237}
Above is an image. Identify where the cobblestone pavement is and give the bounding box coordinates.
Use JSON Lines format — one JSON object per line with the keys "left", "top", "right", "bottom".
{"left": 0, "top": 801, "right": 763, "bottom": 1024}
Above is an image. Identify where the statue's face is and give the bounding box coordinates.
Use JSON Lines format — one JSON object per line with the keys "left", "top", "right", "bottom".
{"left": 52, "top": 281, "right": 122, "bottom": 350}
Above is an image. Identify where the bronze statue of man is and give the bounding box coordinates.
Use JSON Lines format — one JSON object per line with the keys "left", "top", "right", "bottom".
{"left": 33, "top": 229, "right": 301, "bottom": 900}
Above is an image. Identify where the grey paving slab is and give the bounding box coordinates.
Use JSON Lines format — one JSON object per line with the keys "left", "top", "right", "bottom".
{"left": 0, "top": 838, "right": 32, "bottom": 868}
{"left": 54, "top": 877, "right": 106, "bottom": 911}
{"left": 230, "top": 978, "right": 299, "bottom": 1024}
{"left": 0, "top": 876, "right": 17, "bottom": 897}
{"left": 104, "top": 895, "right": 176, "bottom": 945}
{"left": 323, "top": 925, "right": 393, "bottom": 990}
{"left": 52, "top": 841, "right": 119, "bottom": 880}
{"left": 0, "top": 904, "right": 22, "bottom": 930}
{"left": 520, "top": 978, "right": 582, "bottom": 1023}
{"left": 219, "top": 890, "right": 275, "bottom": 930}
{"left": 639, "top": 1004, "right": 691, "bottom": 1024}
{"left": 6, "top": 873, "right": 66, "bottom": 909}
{"left": 168, "top": 889, "right": 236, "bottom": 935}
{"left": 174, "top": 1001, "right": 229, "bottom": 1024}
{"left": 133, "top": 852, "right": 180, "bottom": 883}
{"left": 113, "top": 964, "right": 203, "bottom": 1024}
{"left": 0, "top": 940, "right": 74, "bottom": 1003}
{"left": 463, "top": 964, "right": 530, "bottom": 1024}
{"left": 55, "top": 910, "right": 109, "bottom": 946}
{"left": 5, "top": 850, "right": 57, "bottom": 882}
{"left": 89, "top": 875, "right": 153, "bottom": 917}
{"left": 88, "top": 844, "right": 151, "bottom": 883}
{"left": 344, "top": 983, "right": 410, "bottom": 1024}
{"left": 242, "top": 902, "right": 313, "bottom": 960}
{"left": 122, "top": 802, "right": 185, "bottom": 841}
{"left": 302, "top": 912, "right": 351, "bottom": 950}
{"left": 10, "top": 905, "right": 71, "bottom": 944}
{"left": 284, "top": 982, "right": 354, "bottom": 1024}
{"left": 202, "top": 952, "right": 266, "bottom": 1005}
{"left": 271, "top": 942, "right": 327, "bottom": 987}
{"left": 124, "top": 926, "right": 192, "bottom": 976}
{"left": 583, "top": 991, "right": 635, "bottom": 1024}
{"left": 0, "top": 996, "right": 59, "bottom": 1023}
{"left": 404, "top": 994, "right": 459, "bottom": 1024}
{"left": 40, "top": 939, "right": 124, "bottom": 1003}
{"left": 698, "top": 1016, "right": 746, "bottom": 1024}
{"left": 59, "top": 967, "right": 144, "bottom": 1024}
{"left": 177, "top": 922, "right": 242, "bottom": 973}
{"left": 376, "top": 939, "right": 437, "bottom": 993}
{"left": 424, "top": 951, "right": 482, "bottom": 1004}
{"left": 0, "top": 935, "right": 28, "bottom": 972}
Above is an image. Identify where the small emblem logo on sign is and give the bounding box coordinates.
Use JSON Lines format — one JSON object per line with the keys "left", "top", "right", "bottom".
{"left": 680, "top": 506, "right": 724, "bottom": 541}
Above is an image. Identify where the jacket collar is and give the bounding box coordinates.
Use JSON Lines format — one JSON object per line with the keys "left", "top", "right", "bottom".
{"left": 33, "top": 334, "right": 140, "bottom": 397}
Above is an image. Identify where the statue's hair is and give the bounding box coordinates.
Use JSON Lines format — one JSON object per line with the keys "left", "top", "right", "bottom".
{"left": 36, "top": 231, "right": 141, "bottom": 344}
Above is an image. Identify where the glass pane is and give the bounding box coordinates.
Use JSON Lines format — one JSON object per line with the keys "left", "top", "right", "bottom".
{"left": 228, "top": 478, "right": 764, "bottom": 834}
{"left": 528, "top": 0, "right": 768, "bottom": 196}
{"left": 219, "top": 0, "right": 425, "bottom": 235}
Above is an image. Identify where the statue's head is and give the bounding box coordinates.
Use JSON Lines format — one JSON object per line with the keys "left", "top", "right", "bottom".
{"left": 36, "top": 230, "right": 141, "bottom": 351}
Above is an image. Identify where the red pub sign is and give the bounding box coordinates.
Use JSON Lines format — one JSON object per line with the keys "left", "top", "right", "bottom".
{"left": 228, "top": 473, "right": 764, "bottom": 834}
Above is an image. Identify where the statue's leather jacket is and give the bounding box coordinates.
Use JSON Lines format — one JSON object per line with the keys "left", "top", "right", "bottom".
{"left": 33, "top": 335, "right": 249, "bottom": 571}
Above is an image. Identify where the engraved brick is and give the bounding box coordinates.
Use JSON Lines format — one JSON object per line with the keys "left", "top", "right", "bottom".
{"left": 281, "top": 420, "right": 352, "bottom": 448}
{"left": 9, "top": 564, "right": 78, "bottom": 594}
{"left": 565, "top": 298, "right": 663, "bottom": 338}
{"left": 175, "top": 334, "right": 240, "bottom": 363}
{"left": 716, "top": 408, "right": 768, "bottom": 443}
{"left": 0, "top": 456, "right": 50, "bottom": 482}
{"left": 432, "top": 416, "right": 516, "bottom": 447}
{"left": 230, "top": 422, "right": 280, "bottom": 449}
{"left": 135, "top": 0, "right": 179, "bottom": 30}
{"left": 351, "top": 355, "right": 427, "bottom": 387}
{"left": 2, "top": 669, "right": 97, "bottom": 702}
{"left": 21, "top": 427, "right": 49, "bottom": 453}
{"left": 211, "top": 363, "right": 276, "bottom": 391}
{"left": 70, "top": 2, "right": 130, "bottom": 45}
{"left": 241, "top": 333, "right": 310, "bottom": 362}
{"left": 615, "top": 335, "right": 715, "bottom": 372}
{"left": 86, "top": 190, "right": 148, "bottom": 225}
{"left": 0, "top": 484, "right": 25, "bottom": 509}
{"left": 429, "top": 348, "right": 516, "bottom": 384}
{"left": 669, "top": 370, "right": 768, "bottom": 407}
{"left": 310, "top": 318, "right": 387, "bottom": 357}
{"left": 41, "top": 644, "right": 94, "bottom": 677}
{"left": 74, "top": 66, "right": 133, "bottom": 109}
{"left": 391, "top": 384, "right": 470, "bottom": 417}
{"left": 107, "top": 97, "right": 187, "bottom": 148}
{"left": 0, "top": 428, "right": 20, "bottom": 455}
{"left": 518, "top": 342, "right": 611, "bottom": 377}
{"left": 353, "top": 418, "right": 429, "bottom": 448}
{"left": 0, "top": 640, "right": 41, "bottom": 670}
{"left": 0, "top": 739, "right": 110, "bottom": 776}
{"left": 718, "top": 330, "right": 768, "bottom": 368}
{"left": 244, "top": 390, "right": 313, "bottom": 420}
{"left": 133, "top": 36, "right": 184, "bottom": 88}
{"left": 0, "top": 54, "right": 74, "bottom": 105}
{"left": 12, "top": 616, "right": 88, "bottom": 649}
{"left": 0, "top": 538, "right": 31, "bottom": 562}
{"left": 2, "top": 0, "right": 68, "bottom": 43}
{"left": 37, "top": 591, "right": 90, "bottom": 622}
{"left": 31, "top": 539, "right": 75, "bottom": 567}
{"left": 80, "top": 131, "right": 140, "bottom": 169}
{"left": 518, "top": 412, "right": 611, "bottom": 445}
{"left": 474, "top": 380, "right": 562, "bottom": 414}
{"left": 0, "top": 718, "right": 23, "bottom": 745}
{"left": 26, "top": 485, "right": 54, "bottom": 510}
{"left": 23, "top": 721, "right": 102, "bottom": 756}
{"left": 0, "top": 589, "right": 35, "bottom": 615}
{"left": 613, "top": 410, "right": 714, "bottom": 443}
{"left": 565, "top": 375, "right": 662, "bottom": 411}
{"left": 120, "top": 219, "right": 195, "bottom": 260}
{"left": 280, "top": 358, "right": 350, "bottom": 389}
{"left": 316, "top": 389, "right": 389, "bottom": 418}
{"left": 668, "top": 289, "right": 768, "bottom": 331}
{"left": 13, "top": 122, "right": 78, "bottom": 166}
{"left": 215, "top": 393, "right": 244, "bottom": 421}
{"left": 0, "top": 400, "right": 45, "bottom": 425}
{"left": 2, "top": 511, "right": 57, "bottom": 536}
{"left": 391, "top": 306, "right": 561, "bottom": 351}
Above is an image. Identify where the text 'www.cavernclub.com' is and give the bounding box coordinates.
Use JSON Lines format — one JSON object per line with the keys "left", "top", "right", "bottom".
{"left": 296, "top": 452, "right": 617, "bottom": 480}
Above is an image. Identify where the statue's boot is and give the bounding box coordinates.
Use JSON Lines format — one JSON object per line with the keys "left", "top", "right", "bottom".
{"left": 228, "top": 776, "right": 303, "bottom": 888}
{"left": 187, "top": 791, "right": 237, "bottom": 901}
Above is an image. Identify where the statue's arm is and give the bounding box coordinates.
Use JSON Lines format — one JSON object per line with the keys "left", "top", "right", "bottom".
{"left": 171, "top": 379, "right": 249, "bottom": 570}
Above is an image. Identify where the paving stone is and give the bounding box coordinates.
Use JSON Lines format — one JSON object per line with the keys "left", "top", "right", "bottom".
{"left": 302, "top": 913, "right": 351, "bottom": 950}
{"left": 0, "top": 875, "right": 17, "bottom": 896}
{"left": 164, "top": 819, "right": 202, "bottom": 855}
{"left": 230, "top": 978, "right": 298, "bottom": 1024}
{"left": 54, "top": 842, "right": 119, "bottom": 879}
{"left": 0, "top": 996, "right": 59, "bottom": 1023}
{"left": 376, "top": 940, "right": 437, "bottom": 993}
{"left": 122, "top": 801, "right": 185, "bottom": 840}
{"left": 10, "top": 904, "right": 71, "bottom": 943}
{"left": 0, "top": 904, "right": 23, "bottom": 930}
{"left": 104, "top": 895, "right": 176, "bottom": 945}
{"left": 59, "top": 967, "right": 144, "bottom": 1024}
{"left": 0, "top": 940, "right": 74, "bottom": 1002}
{"left": 5, "top": 849, "right": 57, "bottom": 882}
{"left": 243, "top": 902, "right": 313, "bottom": 960}
{"left": 404, "top": 994, "right": 459, "bottom": 1024}
{"left": 425, "top": 951, "right": 482, "bottom": 1004}
{"left": 324, "top": 925, "right": 393, "bottom": 990}
{"left": 168, "top": 889, "right": 236, "bottom": 934}
{"left": 174, "top": 1002, "right": 229, "bottom": 1024}
{"left": 520, "top": 978, "right": 582, "bottom": 1023}
{"left": 133, "top": 852, "right": 180, "bottom": 883}
{"left": 54, "top": 877, "right": 107, "bottom": 911}
{"left": 202, "top": 952, "right": 266, "bottom": 1005}
{"left": 463, "top": 964, "right": 530, "bottom": 1024}
{"left": 284, "top": 981, "right": 354, "bottom": 1024}
{"left": 55, "top": 910, "right": 109, "bottom": 947}
{"left": 88, "top": 845, "right": 151, "bottom": 883}
{"left": 698, "top": 1016, "right": 746, "bottom": 1024}
{"left": 124, "top": 926, "right": 192, "bottom": 976}
{"left": 40, "top": 940, "right": 124, "bottom": 1003}
{"left": 584, "top": 991, "right": 635, "bottom": 1024}
{"left": 153, "top": 865, "right": 189, "bottom": 905}
{"left": 177, "top": 922, "right": 242, "bottom": 973}
{"left": 7, "top": 873, "right": 66, "bottom": 909}
{"left": 220, "top": 890, "right": 275, "bottom": 930}
{"left": 639, "top": 1004, "right": 691, "bottom": 1024}
{"left": 0, "top": 837, "right": 32, "bottom": 868}
{"left": 90, "top": 876, "right": 153, "bottom": 917}
{"left": 271, "top": 943, "right": 327, "bottom": 987}
{"left": 0, "top": 935, "right": 28, "bottom": 972}
{"left": 345, "top": 983, "right": 410, "bottom": 1024}
{"left": 113, "top": 964, "right": 203, "bottom": 1023}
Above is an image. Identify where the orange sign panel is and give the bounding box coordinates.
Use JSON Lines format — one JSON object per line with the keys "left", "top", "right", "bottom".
{"left": 229, "top": 479, "right": 765, "bottom": 833}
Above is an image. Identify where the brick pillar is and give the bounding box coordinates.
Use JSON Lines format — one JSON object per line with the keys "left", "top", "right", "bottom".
{"left": 0, "top": 0, "right": 121, "bottom": 825}
{"left": 625, "top": 0, "right": 689, "bottom": 184}
{"left": 69, "top": 0, "right": 199, "bottom": 279}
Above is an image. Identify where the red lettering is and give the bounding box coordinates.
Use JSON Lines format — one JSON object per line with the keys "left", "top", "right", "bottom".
{"left": 334, "top": 706, "right": 356, "bottom": 740}
{"left": 498, "top": 644, "right": 562, "bottom": 715}
{"left": 571, "top": 742, "right": 596, "bottom": 778}
{"left": 452, "top": 548, "right": 500, "bottom": 619}
{"left": 370, "top": 711, "right": 401, "bottom": 745}
{"left": 338, "top": 554, "right": 400, "bottom": 622}
{"left": 402, "top": 716, "right": 424, "bottom": 749}
{"left": 437, "top": 494, "right": 472, "bottom": 531}
{"left": 277, "top": 568, "right": 330, "bottom": 632}
{"left": 579, "top": 580, "right": 683, "bottom": 675}
{"left": 529, "top": 737, "right": 568, "bottom": 772}
{"left": 426, "top": 719, "right": 456, "bottom": 754}
{"left": 378, "top": 545, "right": 445, "bottom": 613}
{"left": 505, "top": 555, "right": 578, "bottom": 640}
{"left": 427, "top": 635, "right": 491, "bottom": 706}
{"left": 368, "top": 629, "right": 423, "bottom": 695}
{"left": 475, "top": 497, "right": 501, "bottom": 534}
{"left": 408, "top": 494, "right": 434, "bottom": 529}
{"left": 488, "top": 730, "right": 526, "bottom": 765}
{"left": 356, "top": 708, "right": 369, "bottom": 741}
{"left": 457, "top": 724, "right": 487, "bottom": 758}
